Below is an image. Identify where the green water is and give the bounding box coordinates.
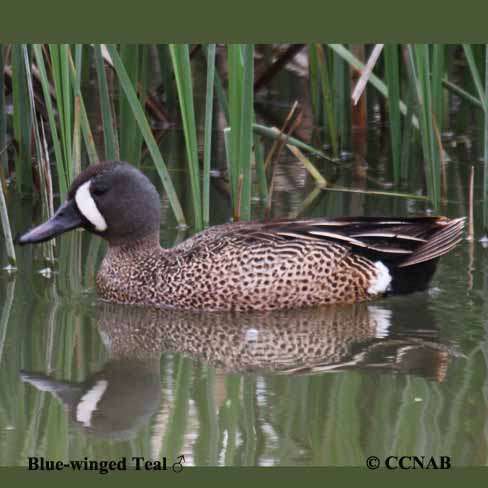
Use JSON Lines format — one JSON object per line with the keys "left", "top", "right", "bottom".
{"left": 1, "top": 127, "right": 488, "bottom": 466}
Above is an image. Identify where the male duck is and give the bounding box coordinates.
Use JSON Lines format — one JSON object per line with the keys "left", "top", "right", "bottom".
{"left": 18, "top": 161, "right": 464, "bottom": 311}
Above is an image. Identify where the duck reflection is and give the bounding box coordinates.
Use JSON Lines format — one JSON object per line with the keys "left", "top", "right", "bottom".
{"left": 21, "top": 357, "right": 161, "bottom": 441}
{"left": 21, "top": 299, "right": 455, "bottom": 441}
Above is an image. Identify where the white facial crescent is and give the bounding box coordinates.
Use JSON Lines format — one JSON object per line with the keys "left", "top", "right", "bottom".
{"left": 74, "top": 180, "right": 108, "bottom": 232}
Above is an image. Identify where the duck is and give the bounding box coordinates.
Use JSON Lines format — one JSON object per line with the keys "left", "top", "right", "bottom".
{"left": 18, "top": 161, "right": 465, "bottom": 312}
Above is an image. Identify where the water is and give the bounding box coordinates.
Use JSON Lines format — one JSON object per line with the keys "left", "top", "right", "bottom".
{"left": 1, "top": 81, "right": 488, "bottom": 465}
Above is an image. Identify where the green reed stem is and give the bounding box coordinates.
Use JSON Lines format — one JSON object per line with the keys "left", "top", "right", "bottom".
{"left": 327, "top": 185, "right": 429, "bottom": 201}
{"left": 0, "top": 45, "right": 6, "bottom": 169}
{"left": 410, "top": 44, "right": 440, "bottom": 208}
{"left": 32, "top": 44, "right": 68, "bottom": 197}
{"left": 252, "top": 124, "right": 332, "bottom": 161}
{"left": 227, "top": 45, "right": 242, "bottom": 209}
{"left": 290, "top": 186, "right": 322, "bottom": 218}
{"left": 11, "top": 45, "right": 32, "bottom": 194}
{"left": 23, "top": 45, "right": 55, "bottom": 261}
{"left": 442, "top": 78, "right": 483, "bottom": 109}
{"left": 308, "top": 44, "right": 322, "bottom": 126}
{"left": 484, "top": 45, "right": 488, "bottom": 233}
{"left": 71, "top": 96, "right": 81, "bottom": 177}
{"left": 67, "top": 48, "right": 99, "bottom": 166}
{"left": 106, "top": 44, "right": 186, "bottom": 226}
{"left": 0, "top": 181, "right": 15, "bottom": 267}
{"left": 287, "top": 144, "right": 327, "bottom": 188}
{"left": 118, "top": 44, "right": 141, "bottom": 165}
{"left": 384, "top": 44, "right": 401, "bottom": 184}
{"left": 138, "top": 45, "right": 150, "bottom": 163}
{"left": 315, "top": 44, "right": 339, "bottom": 160}
{"left": 238, "top": 44, "right": 254, "bottom": 221}
{"left": 227, "top": 44, "right": 254, "bottom": 221}
{"left": 49, "top": 44, "right": 75, "bottom": 185}
{"left": 61, "top": 46, "right": 72, "bottom": 178}
{"left": 463, "top": 44, "right": 487, "bottom": 108}
{"left": 0, "top": 277, "right": 16, "bottom": 363}
{"left": 254, "top": 134, "right": 268, "bottom": 202}
{"left": 223, "top": 126, "right": 231, "bottom": 180}
{"left": 169, "top": 44, "right": 203, "bottom": 230}
{"left": 213, "top": 63, "right": 230, "bottom": 124}
{"left": 432, "top": 45, "right": 445, "bottom": 133}
{"left": 400, "top": 82, "right": 416, "bottom": 182}
{"left": 202, "top": 44, "right": 216, "bottom": 227}
{"left": 94, "top": 45, "right": 119, "bottom": 161}
{"left": 39, "top": 122, "right": 55, "bottom": 261}
{"left": 201, "top": 44, "right": 230, "bottom": 124}
{"left": 333, "top": 46, "right": 351, "bottom": 152}
{"left": 71, "top": 45, "right": 83, "bottom": 175}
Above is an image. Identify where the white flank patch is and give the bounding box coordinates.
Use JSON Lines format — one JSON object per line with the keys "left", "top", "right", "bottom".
{"left": 76, "top": 380, "right": 108, "bottom": 427}
{"left": 74, "top": 180, "right": 108, "bottom": 231}
{"left": 368, "top": 306, "right": 392, "bottom": 338}
{"left": 367, "top": 261, "right": 392, "bottom": 295}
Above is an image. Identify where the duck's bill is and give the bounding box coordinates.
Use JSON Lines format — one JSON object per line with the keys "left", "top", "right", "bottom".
{"left": 17, "top": 199, "right": 84, "bottom": 245}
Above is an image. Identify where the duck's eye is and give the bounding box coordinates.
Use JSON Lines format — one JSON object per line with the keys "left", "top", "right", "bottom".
{"left": 92, "top": 184, "right": 109, "bottom": 196}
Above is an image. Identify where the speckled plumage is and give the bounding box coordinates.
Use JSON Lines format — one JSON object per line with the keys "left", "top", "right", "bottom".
{"left": 96, "top": 217, "right": 464, "bottom": 312}
{"left": 18, "top": 161, "right": 465, "bottom": 312}
{"left": 97, "top": 227, "right": 373, "bottom": 311}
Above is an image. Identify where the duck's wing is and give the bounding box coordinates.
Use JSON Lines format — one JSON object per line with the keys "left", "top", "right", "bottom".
{"left": 234, "top": 216, "right": 465, "bottom": 267}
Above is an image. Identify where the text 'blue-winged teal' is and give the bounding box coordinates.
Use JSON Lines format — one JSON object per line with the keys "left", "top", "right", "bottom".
{"left": 18, "top": 161, "right": 465, "bottom": 312}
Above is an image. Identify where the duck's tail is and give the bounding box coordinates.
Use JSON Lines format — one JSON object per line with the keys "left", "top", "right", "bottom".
{"left": 388, "top": 217, "right": 465, "bottom": 295}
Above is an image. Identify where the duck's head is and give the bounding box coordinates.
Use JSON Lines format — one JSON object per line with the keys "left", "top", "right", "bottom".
{"left": 18, "top": 161, "right": 161, "bottom": 246}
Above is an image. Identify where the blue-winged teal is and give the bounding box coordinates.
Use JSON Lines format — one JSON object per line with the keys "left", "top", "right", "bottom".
{"left": 18, "top": 161, "right": 464, "bottom": 311}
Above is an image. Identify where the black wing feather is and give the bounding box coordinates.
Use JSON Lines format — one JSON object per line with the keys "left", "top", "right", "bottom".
{"left": 238, "top": 216, "right": 464, "bottom": 267}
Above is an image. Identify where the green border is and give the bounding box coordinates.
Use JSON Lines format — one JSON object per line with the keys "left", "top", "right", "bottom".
{"left": 2, "top": 1, "right": 488, "bottom": 486}
{"left": 2, "top": 0, "right": 488, "bottom": 41}
{"left": 1, "top": 467, "right": 488, "bottom": 487}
